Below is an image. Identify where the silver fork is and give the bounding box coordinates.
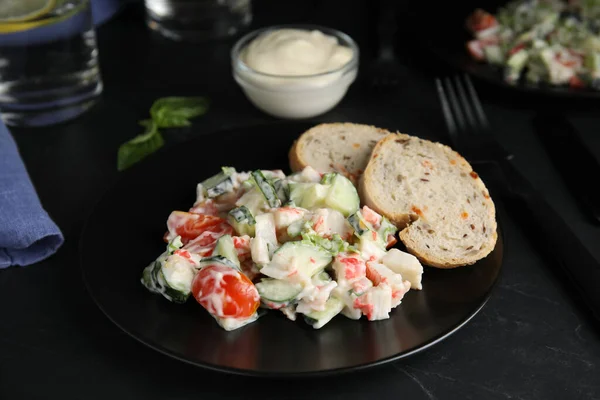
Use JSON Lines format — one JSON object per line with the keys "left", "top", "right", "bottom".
{"left": 436, "top": 74, "right": 600, "bottom": 323}
{"left": 436, "top": 75, "right": 513, "bottom": 167}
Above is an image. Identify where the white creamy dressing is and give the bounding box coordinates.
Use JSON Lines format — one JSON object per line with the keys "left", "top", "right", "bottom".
{"left": 233, "top": 29, "right": 358, "bottom": 119}
{"left": 272, "top": 207, "right": 308, "bottom": 231}
{"left": 354, "top": 283, "right": 393, "bottom": 321}
{"left": 182, "top": 230, "right": 224, "bottom": 255}
{"left": 161, "top": 252, "right": 201, "bottom": 294}
{"left": 288, "top": 166, "right": 322, "bottom": 183}
{"left": 149, "top": 167, "right": 426, "bottom": 330}
{"left": 196, "top": 267, "right": 242, "bottom": 317}
{"left": 295, "top": 279, "right": 337, "bottom": 314}
{"left": 242, "top": 29, "right": 353, "bottom": 76}
{"left": 311, "top": 208, "right": 352, "bottom": 239}
{"left": 216, "top": 312, "right": 259, "bottom": 331}
{"left": 381, "top": 248, "right": 423, "bottom": 290}
{"left": 194, "top": 266, "right": 260, "bottom": 330}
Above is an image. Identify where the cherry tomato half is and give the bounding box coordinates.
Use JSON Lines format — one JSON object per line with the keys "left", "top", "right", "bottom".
{"left": 192, "top": 264, "right": 260, "bottom": 319}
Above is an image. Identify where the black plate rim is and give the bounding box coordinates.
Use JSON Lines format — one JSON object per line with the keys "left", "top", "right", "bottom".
{"left": 80, "top": 122, "right": 505, "bottom": 378}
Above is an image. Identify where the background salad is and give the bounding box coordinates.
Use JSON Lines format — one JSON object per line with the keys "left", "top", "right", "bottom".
{"left": 466, "top": 0, "right": 600, "bottom": 88}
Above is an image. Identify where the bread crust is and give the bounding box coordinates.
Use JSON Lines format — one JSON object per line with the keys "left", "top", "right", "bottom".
{"left": 288, "top": 122, "right": 391, "bottom": 181}
{"left": 361, "top": 134, "right": 497, "bottom": 268}
{"left": 288, "top": 139, "right": 304, "bottom": 172}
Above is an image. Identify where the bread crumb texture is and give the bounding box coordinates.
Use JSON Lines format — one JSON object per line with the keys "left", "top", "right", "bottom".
{"left": 362, "top": 133, "right": 498, "bottom": 268}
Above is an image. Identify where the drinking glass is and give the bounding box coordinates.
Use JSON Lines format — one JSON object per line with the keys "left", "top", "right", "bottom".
{"left": 0, "top": 0, "right": 103, "bottom": 127}
{"left": 144, "top": 0, "right": 252, "bottom": 41}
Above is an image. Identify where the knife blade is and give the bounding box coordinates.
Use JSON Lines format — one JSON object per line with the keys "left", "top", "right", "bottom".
{"left": 533, "top": 113, "right": 600, "bottom": 224}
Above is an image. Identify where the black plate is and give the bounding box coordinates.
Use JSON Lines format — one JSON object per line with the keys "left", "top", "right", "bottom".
{"left": 80, "top": 123, "right": 504, "bottom": 377}
{"left": 418, "top": 0, "right": 600, "bottom": 98}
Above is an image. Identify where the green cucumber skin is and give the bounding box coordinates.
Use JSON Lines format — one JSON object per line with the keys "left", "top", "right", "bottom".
{"left": 273, "top": 179, "right": 290, "bottom": 204}
{"left": 229, "top": 206, "right": 256, "bottom": 225}
{"left": 199, "top": 255, "right": 241, "bottom": 271}
{"left": 348, "top": 213, "right": 369, "bottom": 236}
{"left": 201, "top": 167, "right": 236, "bottom": 198}
{"left": 251, "top": 170, "right": 281, "bottom": 208}
{"left": 255, "top": 279, "right": 302, "bottom": 303}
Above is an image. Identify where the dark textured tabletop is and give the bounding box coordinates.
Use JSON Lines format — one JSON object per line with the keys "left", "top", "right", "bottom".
{"left": 1, "top": 1, "right": 600, "bottom": 399}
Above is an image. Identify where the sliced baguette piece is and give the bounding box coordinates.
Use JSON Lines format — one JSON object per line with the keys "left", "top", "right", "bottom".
{"left": 289, "top": 123, "right": 390, "bottom": 184}
{"left": 359, "top": 133, "right": 497, "bottom": 268}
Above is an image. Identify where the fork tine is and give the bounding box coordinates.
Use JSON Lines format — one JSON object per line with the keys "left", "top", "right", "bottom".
{"left": 443, "top": 77, "right": 467, "bottom": 134}
{"left": 435, "top": 78, "right": 460, "bottom": 149}
{"left": 463, "top": 74, "right": 489, "bottom": 129}
{"left": 453, "top": 76, "right": 478, "bottom": 131}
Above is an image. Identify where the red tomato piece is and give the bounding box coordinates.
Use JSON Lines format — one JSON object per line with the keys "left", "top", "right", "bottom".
{"left": 466, "top": 8, "right": 498, "bottom": 33}
{"left": 192, "top": 264, "right": 260, "bottom": 319}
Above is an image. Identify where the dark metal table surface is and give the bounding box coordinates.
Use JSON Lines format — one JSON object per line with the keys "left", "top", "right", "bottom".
{"left": 1, "top": 1, "right": 599, "bottom": 399}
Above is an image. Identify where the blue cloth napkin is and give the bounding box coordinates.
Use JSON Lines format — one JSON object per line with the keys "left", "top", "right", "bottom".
{"left": 0, "top": 0, "right": 129, "bottom": 268}
{"left": 0, "top": 124, "right": 64, "bottom": 268}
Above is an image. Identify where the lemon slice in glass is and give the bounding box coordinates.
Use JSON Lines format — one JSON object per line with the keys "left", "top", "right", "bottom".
{"left": 0, "top": 0, "right": 57, "bottom": 23}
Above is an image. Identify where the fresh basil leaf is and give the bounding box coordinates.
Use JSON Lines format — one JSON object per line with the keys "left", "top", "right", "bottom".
{"left": 150, "top": 97, "right": 209, "bottom": 128}
{"left": 117, "top": 122, "right": 164, "bottom": 171}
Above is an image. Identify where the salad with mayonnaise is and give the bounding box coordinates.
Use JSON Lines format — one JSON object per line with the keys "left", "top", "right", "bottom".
{"left": 466, "top": 0, "right": 600, "bottom": 88}
{"left": 142, "top": 166, "right": 423, "bottom": 331}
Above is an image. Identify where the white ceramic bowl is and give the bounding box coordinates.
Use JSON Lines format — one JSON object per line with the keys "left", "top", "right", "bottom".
{"left": 231, "top": 25, "right": 359, "bottom": 119}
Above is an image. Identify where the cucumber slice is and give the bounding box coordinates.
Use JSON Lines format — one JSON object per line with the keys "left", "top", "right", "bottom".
{"left": 289, "top": 182, "right": 329, "bottom": 210}
{"left": 141, "top": 260, "right": 161, "bottom": 293}
{"left": 324, "top": 174, "right": 360, "bottom": 217}
{"left": 286, "top": 219, "right": 306, "bottom": 239}
{"left": 201, "top": 167, "right": 235, "bottom": 198}
{"left": 251, "top": 170, "right": 281, "bottom": 208}
{"left": 159, "top": 255, "right": 195, "bottom": 304}
{"left": 141, "top": 237, "right": 182, "bottom": 294}
{"left": 507, "top": 49, "right": 528, "bottom": 71}
{"left": 302, "top": 296, "right": 344, "bottom": 329}
{"left": 483, "top": 45, "right": 504, "bottom": 65}
{"left": 268, "top": 241, "right": 332, "bottom": 278}
{"left": 236, "top": 186, "right": 267, "bottom": 217}
{"left": 255, "top": 279, "right": 303, "bottom": 303}
{"left": 314, "top": 271, "right": 332, "bottom": 283}
{"left": 273, "top": 179, "right": 290, "bottom": 204}
{"left": 158, "top": 270, "right": 191, "bottom": 304}
{"left": 229, "top": 205, "right": 256, "bottom": 225}
{"left": 213, "top": 234, "right": 240, "bottom": 268}
{"left": 585, "top": 52, "right": 600, "bottom": 77}
{"left": 228, "top": 206, "right": 256, "bottom": 236}
{"left": 198, "top": 255, "right": 240, "bottom": 271}
{"left": 320, "top": 173, "right": 336, "bottom": 185}
{"left": 347, "top": 212, "right": 372, "bottom": 236}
